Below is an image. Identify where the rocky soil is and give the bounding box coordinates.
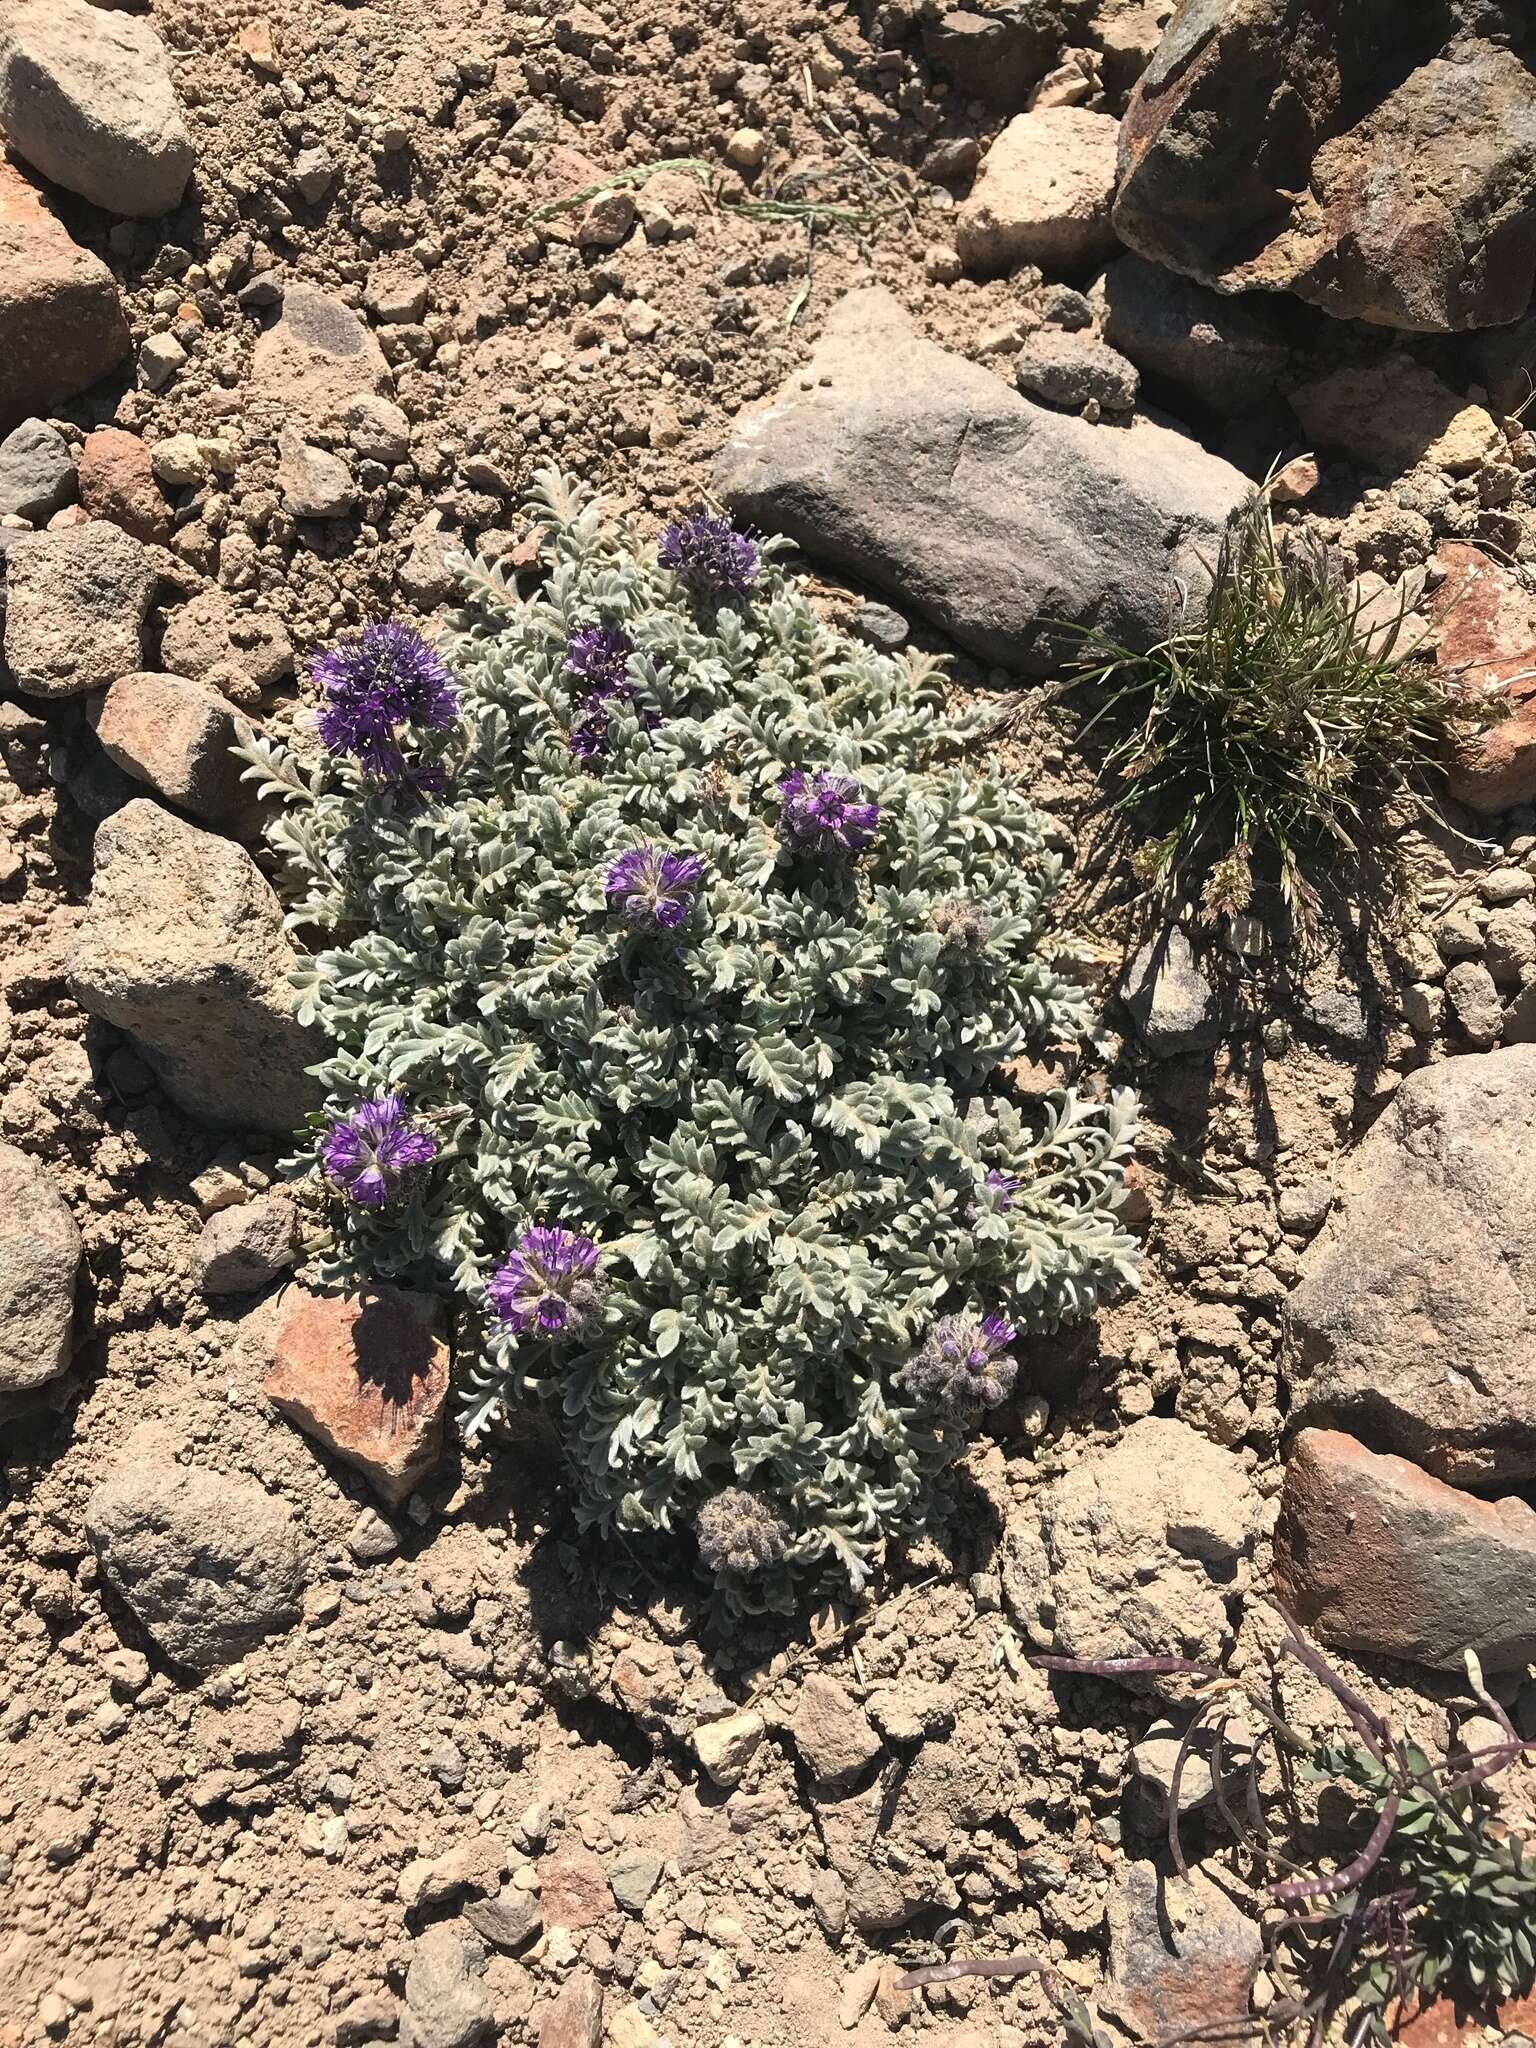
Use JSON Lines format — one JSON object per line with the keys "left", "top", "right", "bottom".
{"left": 5, "top": 3, "right": 1536, "bottom": 2047}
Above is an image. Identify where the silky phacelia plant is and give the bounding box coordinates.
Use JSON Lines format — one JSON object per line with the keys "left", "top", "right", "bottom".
{"left": 322, "top": 1094, "right": 439, "bottom": 1207}
{"left": 658, "top": 511, "right": 761, "bottom": 598}
{"left": 778, "top": 768, "right": 881, "bottom": 856}
{"left": 489, "top": 1226, "right": 605, "bottom": 1336}
{"left": 241, "top": 470, "right": 1139, "bottom": 1612}
{"left": 696, "top": 1488, "right": 793, "bottom": 1579}
{"left": 898, "top": 1312, "right": 1018, "bottom": 1420}
{"left": 605, "top": 845, "right": 706, "bottom": 931}
{"left": 312, "top": 622, "right": 458, "bottom": 783}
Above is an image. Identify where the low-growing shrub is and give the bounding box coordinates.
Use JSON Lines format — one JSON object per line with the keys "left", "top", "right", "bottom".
{"left": 242, "top": 471, "right": 1139, "bottom": 1611}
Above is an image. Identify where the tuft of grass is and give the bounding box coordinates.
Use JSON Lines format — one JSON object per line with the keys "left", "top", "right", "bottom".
{"left": 1065, "top": 482, "right": 1477, "bottom": 940}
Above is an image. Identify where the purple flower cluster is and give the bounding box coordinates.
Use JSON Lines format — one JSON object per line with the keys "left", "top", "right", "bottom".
{"left": 605, "top": 844, "right": 706, "bottom": 932}
{"left": 489, "top": 1226, "right": 604, "bottom": 1337}
{"left": 778, "top": 769, "right": 881, "bottom": 856}
{"left": 898, "top": 1312, "right": 1018, "bottom": 1422}
{"left": 322, "top": 1094, "right": 439, "bottom": 1206}
{"left": 973, "top": 1168, "right": 1021, "bottom": 1217}
{"left": 564, "top": 624, "right": 634, "bottom": 699}
{"left": 659, "top": 512, "right": 760, "bottom": 599}
{"left": 563, "top": 624, "right": 634, "bottom": 763}
{"left": 312, "top": 622, "right": 458, "bottom": 782}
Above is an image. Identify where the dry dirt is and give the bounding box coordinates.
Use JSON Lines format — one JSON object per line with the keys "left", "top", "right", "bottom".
{"left": 3, "top": 4, "right": 1535, "bottom": 2048}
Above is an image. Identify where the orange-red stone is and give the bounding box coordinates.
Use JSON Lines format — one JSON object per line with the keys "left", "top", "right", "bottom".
{"left": 264, "top": 1283, "right": 449, "bottom": 1506}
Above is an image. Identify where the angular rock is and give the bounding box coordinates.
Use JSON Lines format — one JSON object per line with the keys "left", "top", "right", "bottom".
{"left": 1003, "top": 1416, "right": 1260, "bottom": 1682}
{"left": 1014, "top": 329, "right": 1138, "bottom": 413}
{"left": 87, "top": 1460, "right": 306, "bottom": 1670}
{"left": 1121, "top": 929, "right": 1218, "bottom": 1057}
{"left": 335, "top": 1997, "right": 401, "bottom": 2048}
{"left": 249, "top": 282, "right": 391, "bottom": 426}
{"left": 1443, "top": 958, "right": 1503, "bottom": 1050}
{"left": 139, "top": 333, "right": 186, "bottom": 392}
{"left": 90, "top": 672, "right": 254, "bottom": 831}
{"left": 0, "top": 418, "right": 75, "bottom": 522}
{"left": 0, "top": 158, "right": 131, "bottom": 430}
{"left": 1290, "top": 357, "right": 1502, "bottom": 476}
{"left": 1429, "top": 543, "right": 1536, "bottom": 814}
{"left": 1095, "top": 0, "right": 1177, "bottom": 97}
{"left": 1114, "top": 2, "right": 1536, "bottom": 333}
{"left": 276, "top": 427, "right": 355, "bottom": 520}
{"left": 1100, "top": 253, "right": 1290, "bottom": 417}
{"left": 790, "top": 1673, "right": 883, "bottom": 1784}
{"left": 462, "top": 1886, "right": 540, "bottom": 1953}
{"left": 955, "top": 106, "right": 1119, "bottom": 275}
{"left": 0, "top": 0, "right": 194, "bottom": 218}
{"left": 714, "top": 287, "right": 1248, "bottom": 674}
{"left": 76, "top": 426, "right": 170, "bottom": 544}
{"left": 1286, "top": 1045, "right": 1536, "bottom": 1484}
{"left": 536, "top": 1971, "right": 602, "bottom": 2048}
{"left": 693, "top": 1709, "right": 765, "bottom": 1789}
{"left": 160, "top": 587, "right": 294, "bottom": 703}
{"left": 400, "top": 1834, "right": 505, "bottom": 1913}
{"left": 1105, "top": 1860, "right": 1264, "bottom": 2042}
{"left": 538, "top": 1851, "right": 612, "bottom": 1932}
{"left": 397, "top": 510, "right": 459, "bottom": 608}
{"left": 921, "top": 4, "right": 1085, "bottom": 110}
{"left": 3, "top": 520, "right": 154, "bottom": 698}
{"left": 68, "top": 799, "right": 321, "bottom": 1131}
{"left": 608, "top": 1850, "right": 662, "bottom": 1914}
{"left": 193, "top": 1193, "right": 297, "bottom": 1297}
{"left": 401, "top": 1925, "right": 493, "bottom": 2048}
{"left": 263, "top": 1284, "right": 451, "bottom": 1508}
{"left": 1275, "top": 1428, "right": 1536, "bottom": 1673}
{"left": 340, "top": 392, "right": 411, "bottom": 464}
{"left": 348, "top": 1506, "right": 398, "bottom": 1564}
{"left": 0, "top": 1144, "right": 79, "bottom": 1393}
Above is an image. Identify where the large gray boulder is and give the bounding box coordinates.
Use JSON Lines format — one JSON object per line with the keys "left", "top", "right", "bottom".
{"left": 68, "top": 800, "right": 322, "bottom": 1132}
{"left": 1286, "top": 1045, "right": 1536, "bottom": 1485}
{"left": 0, "top": 0, "right": 194, "bottom": 219}
{"left": 1114, "top": 1, "right": 1536, "bottom": 333}
{"left": 713, "top": 287, "right": 1248, "bottom": 674}
{"left": 0, "top": 1145, "right": 79, "bottom": 1393}
{"left": 87, "top": 1460, "right": 306, "bottom": 1670}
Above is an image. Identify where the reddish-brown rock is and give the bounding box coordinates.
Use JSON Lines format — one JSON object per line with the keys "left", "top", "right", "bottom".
{"left": 0, "top": 158, "right": 130, "bottom": 430}
{"left": 76, "top": 427, "right": 171, "bottom": 544}
{"left": 263, "top": 1284, "right": 449, "bottom": 1507}
{"left": 1114, "top": 3, "right": 1536, "bottom": 333}
{"left": 1429, "top": 543, "right": 1536, "bottom": 813}
{"left": 537, "top": 1851, "right": 613, "bottom": 1933}
{"left": 1275, "top": 1428, "right": 1536, "bottom": 1673}
{"left": 536, "top": 1970, "right": 603, "bottom": 2048}
{"left": 1104, "top": 1861, "right": 1263, "bottom": 2043}
{"left": 1403, "top": 1991, "right": 1536, "bottom": 2048}
{"left": 91, "top": 672, "right": 255, "bottom": 830}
